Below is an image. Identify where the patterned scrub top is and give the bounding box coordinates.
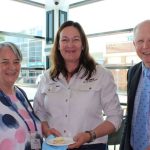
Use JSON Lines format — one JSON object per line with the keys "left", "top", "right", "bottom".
{"left": 0, "top": 87, "right": 43, "bottom": 150}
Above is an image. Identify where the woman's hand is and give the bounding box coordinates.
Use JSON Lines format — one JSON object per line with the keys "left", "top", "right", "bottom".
{"left": 68, "top": 132, "right": 91, "bottom": 149}
{"left": 42, "top": 121, "right": 61, "bottom": 137}
{"left": 45, "top": 128, "right": 62, "bottom": 137}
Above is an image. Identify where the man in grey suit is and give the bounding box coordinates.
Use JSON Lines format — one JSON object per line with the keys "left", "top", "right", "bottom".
{"left": 120, "top": 20, "right": 150, "bottom": 150}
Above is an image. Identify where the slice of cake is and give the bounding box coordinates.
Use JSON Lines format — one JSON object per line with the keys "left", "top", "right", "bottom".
{"left": 53, "top": 137, "right": 65, "bottom": 144}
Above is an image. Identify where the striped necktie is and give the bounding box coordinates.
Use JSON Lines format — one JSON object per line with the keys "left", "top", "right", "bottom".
{"left": 133, "top": 68, "right": 150, "bottom": 150}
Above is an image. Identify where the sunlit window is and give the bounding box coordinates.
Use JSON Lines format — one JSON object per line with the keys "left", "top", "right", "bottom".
{"left": 0, "top": 0, "right": 45, "bottom": 36}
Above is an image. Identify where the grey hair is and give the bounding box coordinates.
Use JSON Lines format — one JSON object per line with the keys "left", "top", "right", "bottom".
{"left": 0, "top": 42, "right": 22, "bottom": 61}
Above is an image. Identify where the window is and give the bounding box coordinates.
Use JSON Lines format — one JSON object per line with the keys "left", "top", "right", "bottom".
{"left": 46, "top": 10, "right": 54, "bottom": 44}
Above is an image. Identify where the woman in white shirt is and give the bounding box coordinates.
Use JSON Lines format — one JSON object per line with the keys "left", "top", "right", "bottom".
{"left": 33, "top": 21, "right": 123, "bottom": 150}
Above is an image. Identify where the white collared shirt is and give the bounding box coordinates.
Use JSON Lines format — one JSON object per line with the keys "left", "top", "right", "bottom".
{"left": 33, "top": 64, "right": 123, "bottom": 144}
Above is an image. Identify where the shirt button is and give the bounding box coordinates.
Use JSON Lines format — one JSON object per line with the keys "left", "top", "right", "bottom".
{"left": 64, "top": 130, "right": 66, "bottom": 133}
{"left": 65, "top": 115, "right": 67, "bottom": 117}
{"left": 66, "top": 99, "right": 68, "bottom": 102}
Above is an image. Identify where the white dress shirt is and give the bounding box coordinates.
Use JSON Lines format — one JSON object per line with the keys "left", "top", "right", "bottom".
{"left": 33, "top": 65, "right": 123, "bottom": 144}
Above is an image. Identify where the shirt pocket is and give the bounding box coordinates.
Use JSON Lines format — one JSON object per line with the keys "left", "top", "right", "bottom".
{"left": 78, "top": 82, "right": 100, "bottom": 92}
{"left": 41, "top": 83, "right": 61, "bottom": 94}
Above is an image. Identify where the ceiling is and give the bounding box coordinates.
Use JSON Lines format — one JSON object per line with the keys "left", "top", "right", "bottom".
{"left": 14, "top": 0, "right": 102, "bottom": 8}
{"left": 31, "top": 0, "right": 83, "bottom": 5}
{"left": 31, "top": 0, "right": 101, "bottom": 6}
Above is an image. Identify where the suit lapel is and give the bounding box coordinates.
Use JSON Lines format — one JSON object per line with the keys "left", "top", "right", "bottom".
{"left": 128, "top": 63, "right": 142, "bottom": 120}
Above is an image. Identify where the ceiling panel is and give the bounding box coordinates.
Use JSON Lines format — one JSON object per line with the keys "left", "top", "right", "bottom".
{"left": 30, "top": 0, "right": 83, "bottom": 5}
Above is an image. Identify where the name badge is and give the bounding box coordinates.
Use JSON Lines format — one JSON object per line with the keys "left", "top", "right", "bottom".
{"left": 30, "top": 133, "right": 41, "bottom": 149}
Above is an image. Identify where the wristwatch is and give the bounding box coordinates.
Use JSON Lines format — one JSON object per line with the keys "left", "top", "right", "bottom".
{"left": 85, "top": 130, "right": 97, "bottom": 143}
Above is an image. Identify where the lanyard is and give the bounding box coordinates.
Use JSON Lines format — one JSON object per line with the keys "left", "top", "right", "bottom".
{"left": 0, "top": 89, "right": 38, "bottom": 132}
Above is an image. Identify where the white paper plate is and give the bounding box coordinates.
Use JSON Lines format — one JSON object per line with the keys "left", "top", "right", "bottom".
{"left": 46, "top": 137, "right": 75, "bottom": 146}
